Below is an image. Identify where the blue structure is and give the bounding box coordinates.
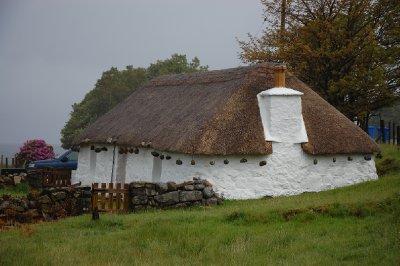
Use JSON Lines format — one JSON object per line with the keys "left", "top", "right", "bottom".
{"left": 27, "top": 150, "right": 78, "bottom": 170}
{"left": 368, "top": 126, "right": 390, "bottom": 141}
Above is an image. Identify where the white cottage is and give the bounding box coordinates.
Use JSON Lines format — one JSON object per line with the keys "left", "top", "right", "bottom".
{"left": 73, "top": 63, "right": 379, "bottom": 199}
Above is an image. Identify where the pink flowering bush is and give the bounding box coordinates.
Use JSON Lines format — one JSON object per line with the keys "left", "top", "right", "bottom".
{"left": 16, "top": 139, "right": 55, "bottom": 163}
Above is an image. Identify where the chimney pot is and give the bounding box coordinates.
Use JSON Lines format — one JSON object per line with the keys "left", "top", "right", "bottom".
{"left": 274, "top": 65, "right": 286, "bottom": 87}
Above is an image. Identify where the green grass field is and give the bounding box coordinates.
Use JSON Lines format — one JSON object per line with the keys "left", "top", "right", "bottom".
{"left": 0, "top": 145, "right": 399, "bottom": 265}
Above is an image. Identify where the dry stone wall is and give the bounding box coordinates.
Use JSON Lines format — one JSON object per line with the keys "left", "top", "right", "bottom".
{"left": 1, "top": 176, "right": 222, "bottom": 227}
{"left": 0, "top": 186, "right": 91, "bottom": 227}
{"left": 129, "top": 178, "right": 223, "bottom": 211}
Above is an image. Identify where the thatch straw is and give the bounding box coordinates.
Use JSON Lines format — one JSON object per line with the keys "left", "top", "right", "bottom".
{"left": 75, "top": 63, "right": 379, "bottom": 155}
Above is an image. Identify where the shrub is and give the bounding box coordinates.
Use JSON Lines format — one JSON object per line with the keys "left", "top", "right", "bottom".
{"left": 375, "top": 145, "right": 400, "bottom": 176}
{"left": 376, "top": 157, "right": 400, "bottom": 176}
{"left": 16, "top": 139, "right": 55, "bottom": 164}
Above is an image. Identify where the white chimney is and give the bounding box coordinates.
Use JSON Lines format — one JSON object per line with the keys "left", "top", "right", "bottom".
{"left": 257, "top": 66, "right": 308, "bottom": 143}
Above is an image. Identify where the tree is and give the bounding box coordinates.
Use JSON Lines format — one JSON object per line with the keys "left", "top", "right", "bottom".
{"left": 61, "top": 54, "right": 208, "bottom": 148}
{"left": 147, "top": 54, "right": 208, "bottom": 80}
{"left": 239, "top": 0, "right": 399, "bottom": 130}
{"left": 16, "top": 139, "right": 55, "bottom": 164}
{"left": 377, "top": 0, "right": 400, "bottom": 93}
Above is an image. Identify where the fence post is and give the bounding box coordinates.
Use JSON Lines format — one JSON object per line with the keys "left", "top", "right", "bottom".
{"left": 388, "top": 122, "right": 392, "bottom": 144}
{"left": 392, "top": 123, "right": 396, "bottom": 145}
{"left": 91, "top": 183, "right": 100, "bottom": 220}
{"left": 5, "top": 157, "right": 8, "bottom": 168}
{"left": 380, "top": 120, "right": 385, "bottom": 143}
{"left": 0, "top": 155, "right": 3, "bottom": 167}
{"left": 397, "top": 126, "right": 400, "bottom": 147}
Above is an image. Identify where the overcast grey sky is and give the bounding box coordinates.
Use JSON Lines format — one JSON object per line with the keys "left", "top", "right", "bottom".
{"left": 0, "top": 0, "right": 263, "bottom": 145}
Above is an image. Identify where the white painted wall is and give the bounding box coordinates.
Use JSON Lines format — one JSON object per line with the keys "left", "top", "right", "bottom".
{"left": 125, "top": 148, "right": 153, "bottom": 182}
{"left": 75, "top": 145, "right": 377, "bottom": 199}
{"left": 94, "top": 146, "right": 115, "bottom": 183}
{"left": 89, "top": 149, "right": 97, "bottom": 177}
{"left": 74, "top": 146, "right": 90, "bottom": 184}
{"left": 75, "top": 145, "right": 116, "bottom": 185}
{"left": 115, "top": 151, "right": 127, "bottom": 183}
{"left": 257, "top": 87, "right": 308, "bottom": 143}
{"left": 159, "top": 145, "right": 377, "bottom": 199}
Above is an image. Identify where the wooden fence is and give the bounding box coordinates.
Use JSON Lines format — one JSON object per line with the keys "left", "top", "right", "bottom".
{"left": 0, "top": 155, "right": 19, "bottom": 168}
{"left": 40, "top": 169, "right": 72, "bottom": 187}
{"left": 91, "top": 183, "right": 129, "bottom": 213}
{"left": 371, "top": 120, "right": 400, "bottom": 146}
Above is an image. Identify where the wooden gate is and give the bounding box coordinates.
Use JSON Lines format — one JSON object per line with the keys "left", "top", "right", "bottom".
{"left": 41, "top": 169, "right": 71, "bottom": 187}
{"left": 91, "top": 183, "right": 129, "bottom": 213}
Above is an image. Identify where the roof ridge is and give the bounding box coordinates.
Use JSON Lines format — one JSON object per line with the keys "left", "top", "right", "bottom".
{"left": 146, "top": 63, "right": 280, "bottom": 87}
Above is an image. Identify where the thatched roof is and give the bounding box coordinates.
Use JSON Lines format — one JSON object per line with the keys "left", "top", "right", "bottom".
{"left": 75, "top": 63, "right": 379, "bottom": 155}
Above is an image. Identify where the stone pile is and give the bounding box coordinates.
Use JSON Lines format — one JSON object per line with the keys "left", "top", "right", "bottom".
{"left": 0, "top": 173, "right": 27, "bottom": 188}
{"left": 34, "top": 186, "right": 92, "bottom": 219}
{"left": 0, "top": 186, "right": 91, "bottom": 227}
{"left": 129, "top": 178, "right": 223, "bottom": 211}
{"left": 0, "top": 195, "right": 40, "bottom": 225}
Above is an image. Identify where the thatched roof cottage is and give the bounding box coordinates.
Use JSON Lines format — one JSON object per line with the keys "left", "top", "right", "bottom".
{"left": 73, "top": 63, "right": 379, "bottom": 199}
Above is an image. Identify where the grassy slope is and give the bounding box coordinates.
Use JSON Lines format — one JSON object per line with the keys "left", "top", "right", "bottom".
{"left": 375, "top": 145, "right": 400, "bottom": 176}
{"left": 379, "top": 144, "right": 400, "bottom": 160}
{"left": 0, "top": 146, "right": 399, "bottom": 265}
